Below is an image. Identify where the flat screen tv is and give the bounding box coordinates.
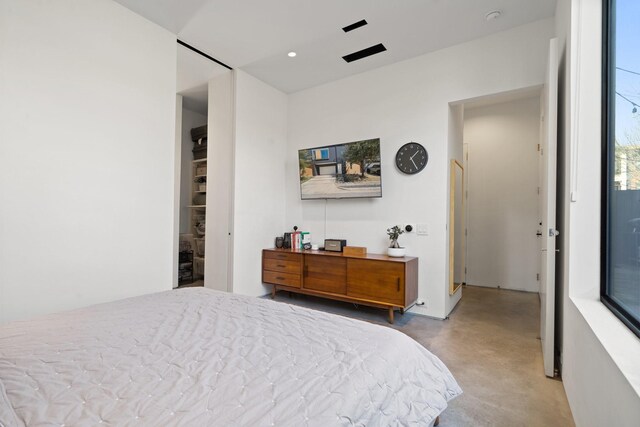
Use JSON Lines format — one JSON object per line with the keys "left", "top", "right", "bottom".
{"left": 298, "top": 138, "right": 382, "bottom": 200}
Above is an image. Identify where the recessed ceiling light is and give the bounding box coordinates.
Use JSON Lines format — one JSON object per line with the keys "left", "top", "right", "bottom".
{"left": 485, "top": 10, "right": 502, "bottom": 21}
{"left": 288, "top": 51, "right": 297, "bottom": 58}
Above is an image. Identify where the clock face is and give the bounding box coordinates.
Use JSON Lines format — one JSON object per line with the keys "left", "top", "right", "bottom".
{"left": 396, "top": 142, "right": 428, "bottom": 175}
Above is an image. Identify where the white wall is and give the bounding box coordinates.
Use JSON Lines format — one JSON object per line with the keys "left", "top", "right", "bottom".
{"left": 463, "top": 96, "right": 541, "bottom": 292}
{"left": 179, "top": 108, "right": 207, "bottom": 234}
{"left": 232, "top": 71, "right": 288, "bottom": 296}
{"left": 558, "top": 0, "right": 640, "bottom": 424}
{"left": 0, "top": 0, "right": 177, "bottom": 323}
{"left": 286, "top": 19, "right": 555, "bottom": 319}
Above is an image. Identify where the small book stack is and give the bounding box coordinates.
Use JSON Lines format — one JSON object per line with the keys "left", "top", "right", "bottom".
{"left": 290, "top": 231, "right": 311, "bottom": 249}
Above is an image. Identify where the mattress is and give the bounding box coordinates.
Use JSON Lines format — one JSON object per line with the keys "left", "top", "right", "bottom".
{"left": 0, "top": 288, "right": 461, "bottom": 426}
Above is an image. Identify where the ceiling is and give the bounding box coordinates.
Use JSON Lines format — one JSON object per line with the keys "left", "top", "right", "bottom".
{"left": 458, "top": 85, "right": 543, "bottom": 110}
{"left": 116, "top": 0, "right": 557, "bottom": 93}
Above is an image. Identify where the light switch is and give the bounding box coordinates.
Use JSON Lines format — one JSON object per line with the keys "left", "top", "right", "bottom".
{"left": 416, "top": 223, "right": 428, "bottom": 235}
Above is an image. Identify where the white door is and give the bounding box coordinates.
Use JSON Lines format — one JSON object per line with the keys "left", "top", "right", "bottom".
{"left": 540, "top": 38, "right": 559, "bottom": 378}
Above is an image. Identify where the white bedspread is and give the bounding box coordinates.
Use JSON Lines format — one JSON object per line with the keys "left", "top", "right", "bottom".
{"left": 0, "top": 288, "right": 461, "bottom": 426}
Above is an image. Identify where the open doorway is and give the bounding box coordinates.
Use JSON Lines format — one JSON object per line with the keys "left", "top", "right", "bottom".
{"left": 447, "top": 75, "right": 559, "bottom": 379}
{"left": 462, "top": 92, "right": 542, "bottom": 293}
{"left": 445, "top": 41, "right": 559, "bottom": 387}
{"left": 177, "top": 87, "right": 208, "bottom": 288}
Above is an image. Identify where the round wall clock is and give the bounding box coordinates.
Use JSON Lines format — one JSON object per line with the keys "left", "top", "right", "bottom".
{"left": 396, "top": 142, "right": 428, "bottom": 174}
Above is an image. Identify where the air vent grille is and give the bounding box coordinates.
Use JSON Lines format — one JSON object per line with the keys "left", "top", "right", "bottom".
{"left": 342, "top": 19, "right": 368, "bottom": 33}
{"left": 342, "top": 43, "right": 387, "bottom": 63}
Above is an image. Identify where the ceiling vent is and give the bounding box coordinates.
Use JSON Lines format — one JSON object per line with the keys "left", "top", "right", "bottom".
{"left": 342, "top": 43, "right": 387, "bottom": 63}
{"left": 342, "top": 19, "right": 368, "bottom": 33}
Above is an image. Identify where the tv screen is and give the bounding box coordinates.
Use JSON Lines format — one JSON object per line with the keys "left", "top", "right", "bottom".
{"left": 299, "top": 138, "right": 382, "bottom": 200}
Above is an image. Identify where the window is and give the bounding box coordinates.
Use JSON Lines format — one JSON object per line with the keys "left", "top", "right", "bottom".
{"left": 602, "top": 0, "right": 640, "bottom": 338}
{"left": 314, "top": 148, "right": 329, "bottom": 160}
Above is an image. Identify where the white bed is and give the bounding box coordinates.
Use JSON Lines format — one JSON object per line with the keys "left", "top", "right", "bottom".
{"left": 0, "top": 288, "right": 461, "bottom": 426}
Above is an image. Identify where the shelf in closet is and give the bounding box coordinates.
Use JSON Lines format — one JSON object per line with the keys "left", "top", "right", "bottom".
{"left": 188, "top": 205, "right": 206, "bottom": 208}
{"left": 192, "top": 158, "right": 207, "bottom": 163}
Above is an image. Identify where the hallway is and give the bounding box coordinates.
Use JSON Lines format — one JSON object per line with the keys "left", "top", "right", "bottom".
{"left": 272, "top": 285, "right": 574, "bottom": 426}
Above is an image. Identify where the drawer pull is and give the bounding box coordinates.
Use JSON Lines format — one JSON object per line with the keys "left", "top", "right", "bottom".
{"left": 277, "top": 255, "right": 286, "bottom": 259}
{"left": 276, "top": 276, "right": 285, "bottom": 281}
{"left": 397, "top": 277, "right": 400, "bottom": 292}
{"left": 277, "top": 264, "right": 286, "bottom": 268}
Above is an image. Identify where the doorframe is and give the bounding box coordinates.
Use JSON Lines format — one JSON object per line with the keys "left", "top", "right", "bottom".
{"left": 463, "top": 143, "right": 469, "bottom": 285}
{"left": 172, "top": 95, "right": 183, "bottom": 289}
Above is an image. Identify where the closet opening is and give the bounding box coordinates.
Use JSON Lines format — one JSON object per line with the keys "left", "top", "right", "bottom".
{"left": 173, "top": 40, "right": 230, "bottom": 290}
{"left": 177, "top": 87, "right": 208, "bottom": 288}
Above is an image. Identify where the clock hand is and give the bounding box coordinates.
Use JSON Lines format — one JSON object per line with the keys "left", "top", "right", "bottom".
{"left": 411, "top": 158, "right": 418, "bottom": 169}
{"left": 410, "top": 151, "right": 419, "bottom": 160}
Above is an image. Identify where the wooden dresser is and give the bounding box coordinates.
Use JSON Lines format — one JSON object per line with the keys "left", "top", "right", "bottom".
{"left": 262, "top": 248, "right": 418, "bottom": 323}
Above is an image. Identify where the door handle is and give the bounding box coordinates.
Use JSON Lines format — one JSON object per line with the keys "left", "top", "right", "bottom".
{"left": 397, "top": 277, "right": 400, "bottom": 292}
{"left": 549, "top": 229, "right": 560, "bottom": 237}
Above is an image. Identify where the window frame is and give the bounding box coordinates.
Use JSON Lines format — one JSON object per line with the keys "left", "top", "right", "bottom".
{"left": 601, "top": 0, "right": 640, "bottom": 338}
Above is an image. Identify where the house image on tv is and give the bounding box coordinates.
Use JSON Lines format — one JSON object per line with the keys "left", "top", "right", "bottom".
{"left": 306, "top": 146, "right": 361, "bottom": 176}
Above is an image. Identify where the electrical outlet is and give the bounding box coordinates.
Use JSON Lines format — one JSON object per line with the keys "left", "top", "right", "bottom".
{"left": 403, "top": 223, "right": 415, "bottom": 233}
{"left": 416, "top": 223, "right": 428, "bottom": 235}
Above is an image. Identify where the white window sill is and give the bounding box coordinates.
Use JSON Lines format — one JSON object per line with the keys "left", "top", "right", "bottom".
{"left": 571, "top": 296, "right": 640, "bottom": 397}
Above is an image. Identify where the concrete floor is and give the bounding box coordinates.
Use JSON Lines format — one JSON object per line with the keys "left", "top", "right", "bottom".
{"left": 272, "top": 285, "right": 575, "bottom": 427}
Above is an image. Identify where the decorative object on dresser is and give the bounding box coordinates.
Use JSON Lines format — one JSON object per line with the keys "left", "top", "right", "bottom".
{"left": 387, "top": 225, "right": 406, "bottom": 257}
{"left": 324, "top": 239, "right": 347, "bottom": 252}
{"left": 343, "top": 246, "right": 367, "bottom": 257}
{"left": 279, "top": 226, "right": 312, "bottom": 250}
{"left": 262, "top": 248, "right": 418, "bottom": 323}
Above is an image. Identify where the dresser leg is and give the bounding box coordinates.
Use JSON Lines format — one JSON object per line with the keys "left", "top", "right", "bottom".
{"left": 388, "top": 307, "right": 394, "bottom": 324}
{"left": 400, "top": 307, "right": 405, "bottom": 315}
{"left": 271, "top": 286, "right": 276, "bottom": 299}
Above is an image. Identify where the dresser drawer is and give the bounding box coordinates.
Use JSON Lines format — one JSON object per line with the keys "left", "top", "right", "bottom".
{"left": 303, "top": 255, "right": 347, "bottom": 294}
{"left": 263, "top": 251, "right": 302, "bottom": 263}
{"left": 264, "top": 258, "right": 302, "bottom": 274}
{"left": 347, "top": 259, "right": 404, "bottom": 305}
{"left": 263, "top": 270, "right": 301, "bottom": 288}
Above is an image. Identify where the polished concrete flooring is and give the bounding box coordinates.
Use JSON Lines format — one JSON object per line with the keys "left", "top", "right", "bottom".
{"left": 272, "top": 285, "right": 575, "bottom": 427}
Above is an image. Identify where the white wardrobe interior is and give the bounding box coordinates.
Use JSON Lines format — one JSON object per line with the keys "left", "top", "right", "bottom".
{"left": 178, "top": 88, "right": 208, "bottom": 286}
